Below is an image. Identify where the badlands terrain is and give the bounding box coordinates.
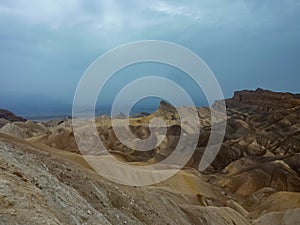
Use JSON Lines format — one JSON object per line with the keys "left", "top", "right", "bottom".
{"left": 0, "top": 88, "right": 299, "bottom": 225}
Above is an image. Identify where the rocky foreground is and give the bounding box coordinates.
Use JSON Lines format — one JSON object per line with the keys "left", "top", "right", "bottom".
{"left": 0, "top": 88, "right": 300, "bottom": 225}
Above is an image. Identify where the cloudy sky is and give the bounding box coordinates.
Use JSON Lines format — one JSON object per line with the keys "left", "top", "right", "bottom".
{"left": 0, "top": 0, "right": 299, "bottom": 114}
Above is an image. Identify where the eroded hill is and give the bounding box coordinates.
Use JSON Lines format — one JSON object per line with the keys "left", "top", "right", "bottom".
{"left": 0, "top": 88, "right": 299, "bottom": 225}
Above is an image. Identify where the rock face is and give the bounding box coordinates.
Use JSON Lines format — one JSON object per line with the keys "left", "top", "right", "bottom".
{"left": 226, "top": 88, "right": 300, "bottom": 111}
{"left": 0, "top": 88, "right": 299, "bottom": 225}
{"left": 155, "top": 100, "right": 180, "bottom": 120}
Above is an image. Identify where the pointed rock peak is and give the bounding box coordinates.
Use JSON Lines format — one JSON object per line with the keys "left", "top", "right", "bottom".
{"left": 255, "top": 88, "right": 265, "bottom": 93}
{"left": 159, "top": 100, "right": 176, "bottom": 111}
{"left": 157, "top": 101, "right": 179, "bottom": 120}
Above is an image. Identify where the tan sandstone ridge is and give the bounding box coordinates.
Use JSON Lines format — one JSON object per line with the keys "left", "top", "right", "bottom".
{"left": 0, "top": 88, "right": 299, "bottom": 225}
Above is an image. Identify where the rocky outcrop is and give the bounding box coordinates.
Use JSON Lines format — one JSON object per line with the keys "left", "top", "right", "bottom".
{"left": 209, "top": 88, "right": 300, "bottom": 172}
{"left": 0, "top": 109, "right": 26, "bottom": 122}
{"left": 226, "top": 88, "right": 300, "bottom": 111}
{"left": 0, "top": 109, "right": 26, "bottom": 128}
{"left": 154, "top": 100, "right": 179, "bottom": 120}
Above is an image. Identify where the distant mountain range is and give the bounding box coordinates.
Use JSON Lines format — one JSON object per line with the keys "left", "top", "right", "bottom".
{"left": 0, "top": 92, "right": 200, "bottom": 118}
{"left": 0, "top": 92, "right": 72, "bottom": 116}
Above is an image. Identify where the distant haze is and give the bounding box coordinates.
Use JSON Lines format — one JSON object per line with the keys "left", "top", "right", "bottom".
{"left": 0, "top": 0, "right": 299, "bottom": 115}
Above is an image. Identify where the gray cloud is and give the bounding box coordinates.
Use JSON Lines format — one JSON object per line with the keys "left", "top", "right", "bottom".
{"left": 0, "top": 0, "right": 299, "bottom": 112}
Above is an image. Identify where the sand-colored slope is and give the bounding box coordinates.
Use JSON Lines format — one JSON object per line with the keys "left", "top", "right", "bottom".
{"left": 0, "top": 134, "right": 252, "bottom": 225}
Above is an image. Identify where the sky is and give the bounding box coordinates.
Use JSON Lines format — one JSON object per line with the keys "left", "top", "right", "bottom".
{"left": 0, "top": 0, "right": 300, "bottom": 114}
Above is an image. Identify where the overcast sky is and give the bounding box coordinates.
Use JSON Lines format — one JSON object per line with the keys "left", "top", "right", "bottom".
{"left": 0, "top": 0, "right": 299, "bottom": 113}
